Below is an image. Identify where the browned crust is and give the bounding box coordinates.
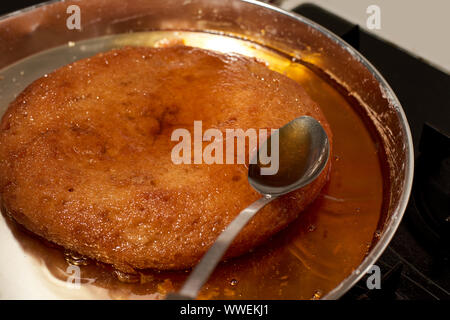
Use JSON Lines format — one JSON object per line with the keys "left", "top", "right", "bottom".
{"left": 0, "top": 46, "right": 332, "bottom": 272}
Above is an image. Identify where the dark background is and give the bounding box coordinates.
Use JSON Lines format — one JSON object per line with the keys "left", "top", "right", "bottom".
{"left": 0, "top": 0, "right": 46, "bottom": 15}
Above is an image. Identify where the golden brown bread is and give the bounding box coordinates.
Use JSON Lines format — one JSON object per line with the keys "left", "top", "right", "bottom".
{"left": 0, "top": 46, "right": 332, "bottom": 272}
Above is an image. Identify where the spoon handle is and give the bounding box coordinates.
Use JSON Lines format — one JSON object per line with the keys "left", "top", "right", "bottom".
{"left": 167, "top": 195, "right": 276, "bottom": 300}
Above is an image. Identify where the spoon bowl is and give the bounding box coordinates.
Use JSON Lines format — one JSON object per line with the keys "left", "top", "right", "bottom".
{"left": 248, "top": 116, "right": 330, "bottom": 196}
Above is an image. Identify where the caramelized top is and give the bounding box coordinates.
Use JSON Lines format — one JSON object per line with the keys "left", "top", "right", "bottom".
{"left": 0, "top": 46, "right": 332, "bottom": 272}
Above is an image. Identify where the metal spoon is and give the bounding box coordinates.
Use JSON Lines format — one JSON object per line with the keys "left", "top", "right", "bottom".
{"left": 167, "top": 116, "right": 330, "bottom": 299}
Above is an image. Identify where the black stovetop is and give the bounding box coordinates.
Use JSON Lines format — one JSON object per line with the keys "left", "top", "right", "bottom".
{"left": 293, "top": 4, "right": 450, "bottom": 300}
{"left": 1, "top": 1, "right": 449, "bottom": 301}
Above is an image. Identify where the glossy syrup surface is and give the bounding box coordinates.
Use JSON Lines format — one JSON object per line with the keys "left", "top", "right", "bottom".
{"left": 0, "top": 31, "right": 385, "bottom": 300}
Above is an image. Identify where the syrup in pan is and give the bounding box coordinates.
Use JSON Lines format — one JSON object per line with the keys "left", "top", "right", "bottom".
{"left": 0, "top": 31, "right": 387, "bottom": 299}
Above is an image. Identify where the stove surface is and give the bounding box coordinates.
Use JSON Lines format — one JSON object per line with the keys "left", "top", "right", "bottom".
{"left": 0, "top": 0, "right": 449, "bottom": 301}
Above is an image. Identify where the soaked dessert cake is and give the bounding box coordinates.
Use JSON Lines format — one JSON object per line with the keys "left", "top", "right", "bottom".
{"left": 0, "top": 46, "right": 332, "bottom": 272}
